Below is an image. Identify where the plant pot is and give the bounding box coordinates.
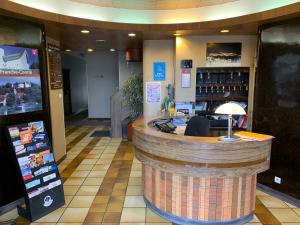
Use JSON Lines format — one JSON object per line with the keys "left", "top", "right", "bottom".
{"left": 127, "top": 121, "right": 133, "bottom": 141}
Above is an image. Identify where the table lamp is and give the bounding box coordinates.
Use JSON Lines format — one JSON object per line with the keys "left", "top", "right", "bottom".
{"left": 215, "top": 102, "right": 246, "bottom": 142}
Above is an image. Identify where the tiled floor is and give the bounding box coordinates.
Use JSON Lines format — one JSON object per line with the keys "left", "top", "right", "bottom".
{"left": 1, "top": 124, "right": 300, "bottom": 225}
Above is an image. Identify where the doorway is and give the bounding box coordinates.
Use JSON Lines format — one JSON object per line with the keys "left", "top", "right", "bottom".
{"left": 62, "top": 69, "right": 72, "bottom": 116}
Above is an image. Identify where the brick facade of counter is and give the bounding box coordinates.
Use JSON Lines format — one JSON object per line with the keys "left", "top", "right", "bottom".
{"left": 143, "top": 164, "right": 256, "bottom": 222}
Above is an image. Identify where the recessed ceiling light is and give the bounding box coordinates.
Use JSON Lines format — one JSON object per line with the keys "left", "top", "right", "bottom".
{"left": 220, "top": 29, "right": 230, "bottom": 33}
{"left": 81, "top": 29, "right": 90, "bottom": 34}
{"left": 173, "top": 33, "right": 181, "bottom": 36}
{"left": 65, "top": 49, "right": 71, "bottom": 52}
{"left": 96, "top": 39, "right": 106, "bottom": 42}
{"left": 110, "top": 48, "right": 116, "bottom": 52}
{"left": 87, "top": 48, "right": 93, "bottom": 52}
{"left": 128, "top": 33, "right": 136, "bottom": 37}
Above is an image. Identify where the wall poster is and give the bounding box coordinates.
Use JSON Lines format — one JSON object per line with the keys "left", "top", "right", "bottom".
{"left": 48, "top": 44, "right": 63, "bottom": 89}
{"left": 6, "top": 121, "right": 65, "bottom": 221}
{"left": 153, "top": 62, "right": 166, "bottom": 81}
{"left": 146, "top": 82, "right": 161, "bottom": 103}
{"left": 206, "top": 43, "right": 242, "bottom": 67}
{"left": 0, "top": 45, "right": 43, "bottom": 116}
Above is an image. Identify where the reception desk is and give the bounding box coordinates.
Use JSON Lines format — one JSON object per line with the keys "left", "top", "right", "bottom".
{"left": 132, "top": 118, "right": 273, "bottom": 225}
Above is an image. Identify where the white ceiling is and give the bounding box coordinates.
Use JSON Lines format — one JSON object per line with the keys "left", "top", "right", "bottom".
{"left": 69, "top": 0, "right": 237, "bottom": 10}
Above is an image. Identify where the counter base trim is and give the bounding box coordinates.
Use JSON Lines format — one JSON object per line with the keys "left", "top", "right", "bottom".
{"left": 144, "top": 196, "right": 253, "bottom": 225}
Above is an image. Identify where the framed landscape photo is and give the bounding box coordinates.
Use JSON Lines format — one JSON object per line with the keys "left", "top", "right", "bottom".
{"left": 206, "top": 43, "right": 242, "bottom": 67}
{"left": 0, "top": 45, "right": 43, "bottom": 116}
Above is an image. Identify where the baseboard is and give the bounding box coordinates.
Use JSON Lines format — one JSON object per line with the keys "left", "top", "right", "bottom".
{"left": 0, "top": 198, "right": 23, "bottom": 216}
{"left": 257, "top": 183, "right": 300, "bottom": 207}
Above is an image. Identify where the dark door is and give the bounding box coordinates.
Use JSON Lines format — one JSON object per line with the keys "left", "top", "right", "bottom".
{"left": 62, "top": 69, "right": 72, "bottom": 116}
{"left": 253, "top": 18, "right": 300, "bottom": 199}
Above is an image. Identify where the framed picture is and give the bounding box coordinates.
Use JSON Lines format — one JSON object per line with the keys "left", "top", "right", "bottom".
{"left": 206, "top": 43, "right": 242, "bottom": 67}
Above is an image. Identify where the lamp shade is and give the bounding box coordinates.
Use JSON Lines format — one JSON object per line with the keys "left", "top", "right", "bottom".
{"left": 215, "top": 102, "right": 246, "bottom": 115}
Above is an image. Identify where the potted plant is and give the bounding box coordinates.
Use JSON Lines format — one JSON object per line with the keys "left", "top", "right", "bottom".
{"left": 122, "top": 74, "right": 143, "bottom": 140}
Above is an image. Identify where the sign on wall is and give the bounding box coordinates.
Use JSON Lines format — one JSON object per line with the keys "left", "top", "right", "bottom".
{"left": 6, "top": 121, "right": 65, "bottom": 221}
{"left": 181, "top": 68, "right": 191, "bottom": 88}
{"left": 146, "top": 82, "right": 161, "bottom": 103}
{"left": 206, "top": 43, "right": 242, "bottom": 67}
{"left": 153, "top": 62, "right": 166, "bottom": 81}
{"left": 48, "top": 44, "right": 63, "bottom": 89}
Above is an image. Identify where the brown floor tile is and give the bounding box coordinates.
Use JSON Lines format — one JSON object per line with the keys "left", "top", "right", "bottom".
{"left": 83, "top": 212, "right": 104, "bottom": 223}
{"left": 102, "top": 212, "right": 122, "bottom": 223}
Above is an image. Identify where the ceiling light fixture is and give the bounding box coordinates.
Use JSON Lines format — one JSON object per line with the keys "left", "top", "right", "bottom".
{"left": 110, "top": 48, "right": 116, "bottom": 52}
{"left": 220, "top": 29, "right": 230, "bottom": 33}
{"left": 128, "top": 33, "right": 136, "bottom": 37}
{"left": 87, "top": 48, "right": 94, "bottom": 52}
{"left": 173, "top": 33, "right": 181, "bottom": 36}
{"left": 81, "top": 29, "right": 90, "bottom": 34}
{"left": 96, "top": 39, "right": 106, "bottom": 42}
{"left": 65, "top": 49, "right": 71, "bottom": 52}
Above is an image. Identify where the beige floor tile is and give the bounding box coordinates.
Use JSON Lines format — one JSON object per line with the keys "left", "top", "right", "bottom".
{"left": 63, "top": 195, "right": 74, "bottom": 207}
{"left": 81, "top": 158, "right": 97, "bottom": 165}
{"left": 0, "top": 208, "right": 18, "bottom": 221}
{"left": 92, "top": 164, "right": 110, "bottom": 171}
{"left": 97, "top": 158, "right": 113, "bottom": 164}
{"left": 249, "top": 215, "right": 260, "bottom": 222}
{"left": 64, "top": 178, "right": 85, "bottom": 186}
{"left": 121, "top": 208, "right": 146, "bottom": 222}
{"left": 35, "top": 208, "right": 65, "bottom": 222}
{"left": 57, "top": 222, "right": 82, "bottom": 225}
{"left": 101, "top": 153, "right": 115, "bottom": 159}
{"left": 76, "top": 164, "right": 94, "bottom": 171}
{"left": 63, "top": 185, "right": 80, "bottom": 195}
{"left": 70, "top": 170, "right": 90, "bottom": 178}
{"left": 124, "top": 196, "right": 146, "bottom": 207}
{"left": 88, "top": 170, "right": 107, "bottom": 178}
{"left": 146, "top": 223, "right": 172, "bottom": 225}
{"left": 130, "top": 171, "right": 142, "bottom": 177}
{"left": 59, "top": 208, "right": 89, "bottom": 223}
{"left": 128, "top": 177, "right": 143, "bottom": 185}
{"left": 69, "top": 196, "right": 95, "bottom": 208}
{"left": 83, "top": 177, "right": 104, "bottom": 185}
{"left": 293, "top": 208, "right": 300, "bottom": 216}
{"left": 146, "top": 208, "right": 169, "bottom": 222}
{"left": 269, "top": 208, "right": 300, "bottom": 222}
{"left": 31, "top": 223, "right": 56, "bottom": 225}
{"left": 258, "top": 195, "right": 288, "bottom": 208}
{"left": 76, "top": 185, "right": 99, "bottom": 196}
{"left": 126, "top": 185, "right": 143, "bottom": 195}
{"left": 120, "top": 223, "right": 145, "bottom": 225}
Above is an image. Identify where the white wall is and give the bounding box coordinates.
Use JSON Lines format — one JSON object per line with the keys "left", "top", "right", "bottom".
{"left": 118, "top": 51, "right": 143, "bottom": 89}
{"left": 61, "top": 53, "right": 88, "bottom": 114}
{"left": 86, "top": 51, "right": 119, "bottom": 118}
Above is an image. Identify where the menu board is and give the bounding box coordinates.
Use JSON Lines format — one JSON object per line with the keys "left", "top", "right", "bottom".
{"left": 6, "top": 121, "right": 65, "bottom": 221}
{"left": 48, "top": 44, "right": 63, "bottom": 89}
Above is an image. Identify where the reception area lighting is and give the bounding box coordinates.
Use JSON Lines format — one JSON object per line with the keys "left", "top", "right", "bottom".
{"left": 87, "top": 48, "right": 93, "bottom": 52}
{"left": 128, "top": 33, "right": 136, "bottom": 37}
{"left": 110, "top": 48, "right": 116, "bottom": 52}
{"left": 220, "top": 29, "right": 230, "bottom": 33}
{"left": 81, "top": 29, "right": 90, "bottom": 34}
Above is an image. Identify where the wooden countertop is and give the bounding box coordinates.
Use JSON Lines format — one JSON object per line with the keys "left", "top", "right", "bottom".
{"left": 132, "top": 118, "right": 273, "bottom": 177}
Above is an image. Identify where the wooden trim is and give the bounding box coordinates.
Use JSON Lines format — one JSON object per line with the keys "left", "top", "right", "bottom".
{"left": 135, "top": 147, "right": 267, "bottom": 169}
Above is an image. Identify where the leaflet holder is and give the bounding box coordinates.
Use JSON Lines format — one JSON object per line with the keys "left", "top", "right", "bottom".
{"left": 6, "top": 121, "right": 65, "bottom": 222}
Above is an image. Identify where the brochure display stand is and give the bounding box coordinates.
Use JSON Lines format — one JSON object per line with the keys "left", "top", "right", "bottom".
{"left": 6, "top": 121, "right": 65, "bottom": 221}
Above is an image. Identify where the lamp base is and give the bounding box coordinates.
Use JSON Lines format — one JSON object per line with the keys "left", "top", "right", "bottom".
{"left": 218, "top": 135, "right": 241, "bottom": 142}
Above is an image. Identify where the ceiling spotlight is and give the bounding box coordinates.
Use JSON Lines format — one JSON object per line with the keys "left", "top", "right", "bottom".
{"left": 110, "top": 48, "right": 116, "bottom": 52}
{"left": 87, "top": 48, "right": 93, "bottom": 52}
{"left": 81, "top": 29, "right": 90, "bottom": 34}
{"left": 65, "top": 49, "right": 71, "bottom": 52}
{"left": 128, "top": 33, "right": 136, "bottom": 37}
{"left": 96, "top": 39, "right": 106, "bottom": 42}
{"left": 220, "top": 29, "right": 230, "bottom": 33}
{"left": 173, "top": 33, "right": 181, "bottom": 36}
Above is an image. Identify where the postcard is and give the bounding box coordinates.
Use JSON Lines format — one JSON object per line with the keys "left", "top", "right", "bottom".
{"left": 9, "top": 127, "right": 20, "bottom": 138}
{"left": 20, "top": 129, "right": 32, "bottom": 145}
{"left": 29, "top": 121, "right": 44, "bottom": 133}
{"left": 13, "top": 140, "right": 22, "bottom": 147}
{"left": 43, "top": 173, "right": 56, "bottom": 182}
{"left": 25, "top": 179, "right": 40, "bottom": 189}
{"left": 21, "top": 168, "right": 33, "bottom": 181}
{"left": 32, "top": 133, "right": 46, "bottom": 142}
{"left": 28, "top": 189, "right": 40, "bottom": 199}
{"left": 43, "top": 153, "right": 54, "bottom": 164}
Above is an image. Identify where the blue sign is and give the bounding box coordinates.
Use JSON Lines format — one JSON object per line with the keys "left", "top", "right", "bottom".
{"left": 153, "top": 62, "right": 166, "bottom": 81}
